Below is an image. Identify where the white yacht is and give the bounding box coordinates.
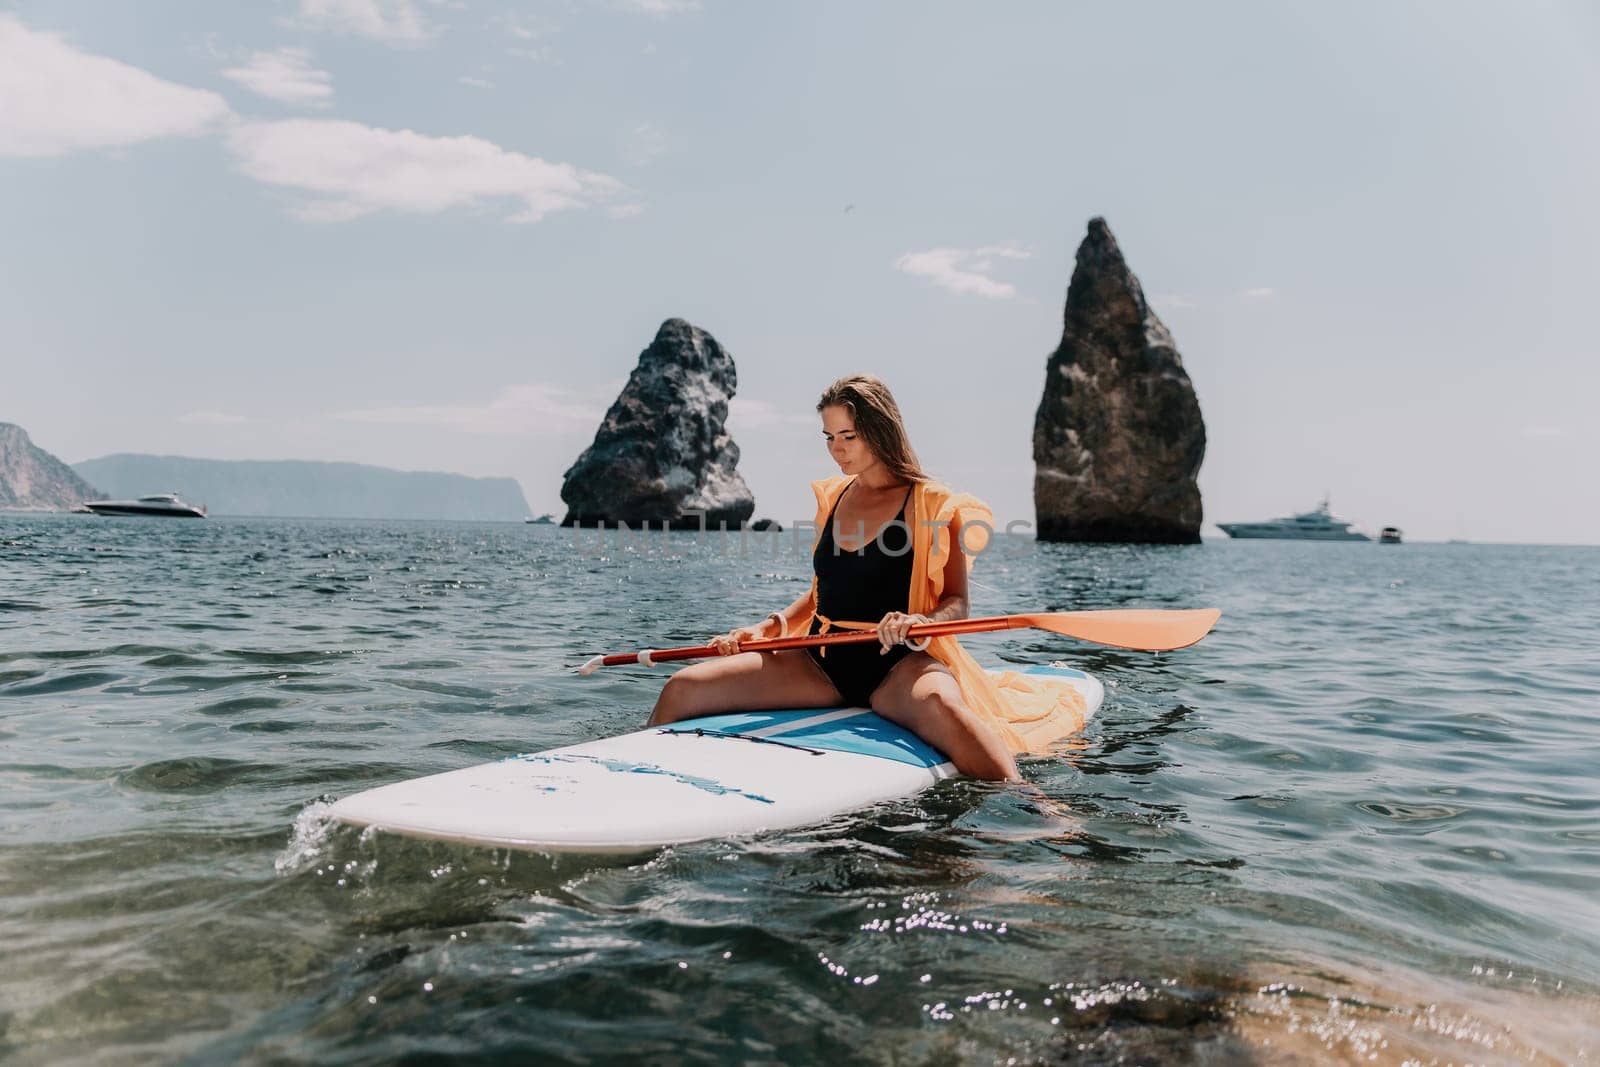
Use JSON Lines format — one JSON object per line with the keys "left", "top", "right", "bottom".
{"left": 1218, "top": 498, "right": 1368, "bottom": 541}
{"left": 82, "top": 492, "right": 207, "bottom": 518}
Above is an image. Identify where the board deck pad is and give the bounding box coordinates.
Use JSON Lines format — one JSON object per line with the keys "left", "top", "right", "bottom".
{"left": 327, "top": 664, "right": 1103, "bottom": 853}
{"left": 657, "top": 706, "right": 948, "bottom": 768}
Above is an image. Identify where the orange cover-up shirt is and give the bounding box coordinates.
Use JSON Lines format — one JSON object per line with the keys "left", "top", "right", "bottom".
{"left": 792, "top": 476, "right": 1089, "bottom": 755}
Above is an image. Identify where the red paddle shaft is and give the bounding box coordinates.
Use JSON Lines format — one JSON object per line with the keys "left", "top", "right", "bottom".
{"left": 576, "top": 609, "right": 1220, "bottom": 675}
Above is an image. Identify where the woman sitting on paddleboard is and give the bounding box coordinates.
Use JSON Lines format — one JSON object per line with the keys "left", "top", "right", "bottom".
{"left": 647, "top": 374, "right": 1089, "bottom": 782}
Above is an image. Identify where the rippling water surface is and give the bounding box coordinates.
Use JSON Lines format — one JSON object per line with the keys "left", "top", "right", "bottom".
{"left": 2, "top": 514, "right": 1597, "bottom": 1064}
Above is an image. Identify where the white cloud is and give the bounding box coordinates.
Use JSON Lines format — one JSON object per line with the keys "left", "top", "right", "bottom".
{"left": 492, "top": 12, "right": 560, "bottom": 42}
{"left": 1153, "top": 293, "right": 1198, "bottom": 309}
{"left": 296, "top": 0, "right": 436, "bottom": 46}
{"left": 458, "top": 75, "right": 494, "bottom": 89}
{"left": 221, "top": 47, "right": 333, "bottom": 108}
{"left": 0, "top": 15, "right": 231, "bottom": 158}
{"left": 492, "top": 10, "right": 561, "bottom": 60}
{"left": 615, "top": 0, "right": 702, "bottom": 15}
{"left": 179, "top": 411, "right": 260, "bottom": 426}
{"left": 1242, "top": 287, "right": 1276, "bottom": 299}
{"left": 333, "top": 383, "right": 610, "bottom": 435}
{"left": 618, "top": 122, "right": 669, "bottom": 167}
{"left": 728, "top": 398, "right": 819, "bottom": 434}
{"left": 894, "top": 242, "right": 1030, "bottom": 300}
{"left": 507, "top": 44, "right": 558, "bottom": 63}
{"left": 224, "top": 118, "right": 632, "bottom": 223}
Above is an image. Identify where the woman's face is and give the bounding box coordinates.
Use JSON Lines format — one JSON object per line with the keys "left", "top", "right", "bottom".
{"left": 820, "top": 405, "right": 873, "bottom": 475}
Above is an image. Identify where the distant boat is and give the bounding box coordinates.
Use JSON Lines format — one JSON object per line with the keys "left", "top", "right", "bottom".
{"left": 525, "top": 513, "right": 556, "bottom": 525}
{"left": 1379, "top": 526, "right": 1403, "bottom": 544}
{"left": 82, "top": 492, "right": 206, "bottom": 518}
{"left": 1218, "top": 498, "right": 1370, "bottom": 541}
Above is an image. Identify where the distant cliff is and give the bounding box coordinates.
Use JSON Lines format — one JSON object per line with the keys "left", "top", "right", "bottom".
{"left": 72, "top": 455, "right": 531, "bottom": 521}
{"left": 0, "top": 423, "right": 101, "bottom": 510}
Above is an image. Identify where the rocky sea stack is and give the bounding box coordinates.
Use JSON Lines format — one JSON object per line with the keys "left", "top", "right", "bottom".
{"left": 561, "top": 319, "right": 755, "bottom": 530}
{"left": 0, "top": 423, "right": 100, "bottom": 511}
{"left": 1033, "top": 219, "right": 1206, "bottom": 543}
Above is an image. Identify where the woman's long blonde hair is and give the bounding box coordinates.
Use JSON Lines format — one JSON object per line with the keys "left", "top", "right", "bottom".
{"left": 817, "top": 375, "right": 927, "bottom": 485}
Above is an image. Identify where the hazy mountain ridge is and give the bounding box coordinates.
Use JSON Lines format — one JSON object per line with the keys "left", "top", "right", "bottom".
{"left": 0, "top": 423, "right": 101, "bottom": 510}
{"left": 72, "top": 454, "right": 531, "bottom": 520}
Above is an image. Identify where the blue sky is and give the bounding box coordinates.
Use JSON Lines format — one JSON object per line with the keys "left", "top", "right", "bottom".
{"left": 3, "top": 1, "right": 1597, "bottom": 542}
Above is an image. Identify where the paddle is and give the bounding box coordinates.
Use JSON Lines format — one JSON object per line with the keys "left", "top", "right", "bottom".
{"left": 577, "top": 608, "right": 1220, "bottom": 675}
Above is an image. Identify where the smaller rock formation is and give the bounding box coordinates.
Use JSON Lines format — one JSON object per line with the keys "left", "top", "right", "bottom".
{"left": 1033, "top": 219, "right": 1206, "bottom": 543}
{"left": 0, "top": 423, "right": 100, "bottom": 510}
{"left": 561, "top": 319, "right": 755, "bottom": 529}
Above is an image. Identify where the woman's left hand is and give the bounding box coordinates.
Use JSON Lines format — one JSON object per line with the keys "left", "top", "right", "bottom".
{"left": 877, "top": 612, "right": 931, "bottom": 654}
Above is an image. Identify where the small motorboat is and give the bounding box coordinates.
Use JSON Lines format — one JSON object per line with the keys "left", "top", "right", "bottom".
{"left": 82, "top": 492, "right": 207, "bottom": 518}
{"left": 1379, "top": 526, "right": 1402, "bottom": 544}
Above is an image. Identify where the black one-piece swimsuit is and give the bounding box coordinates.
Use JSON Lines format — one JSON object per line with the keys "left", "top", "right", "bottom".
{"left": 807, "top": 484, "right": 915, "bottom": 707}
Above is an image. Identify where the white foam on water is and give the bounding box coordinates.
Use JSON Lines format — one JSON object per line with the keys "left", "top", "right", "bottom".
{"left": 276, "top": 799, "right": 337, "bottom": 875}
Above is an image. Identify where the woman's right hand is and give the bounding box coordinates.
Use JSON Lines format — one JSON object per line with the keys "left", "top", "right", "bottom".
{"left": 707, "top": 626, "right": 765, "bottom": 656}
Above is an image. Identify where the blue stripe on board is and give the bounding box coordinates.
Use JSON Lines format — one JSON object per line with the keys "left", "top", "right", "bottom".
{"left": 1021, "top": 664, "right": 1087, "bottom": 679}
{"left": 778, "top": 715, "right": 946, "bottom": 768}
{"left": 516, "top": 754, "right": 775, "bottom": 804}
{"left": 675, "top": 709, "right": 941, "bottom": 768}
{"left": 666, "top": 665, "right": 1085, "bottom": 769}
{"left": 675, "top": 708, "right": 858, "bottom": 735}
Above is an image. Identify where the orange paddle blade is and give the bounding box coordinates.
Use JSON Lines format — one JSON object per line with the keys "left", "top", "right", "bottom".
{"left": 1016, "top": 608, "right": 1221, "bottom": 651}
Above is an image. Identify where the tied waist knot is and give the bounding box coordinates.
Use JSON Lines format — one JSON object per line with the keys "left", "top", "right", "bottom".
{"left": 811, "top": 614, "right": 878, "bottom": 657}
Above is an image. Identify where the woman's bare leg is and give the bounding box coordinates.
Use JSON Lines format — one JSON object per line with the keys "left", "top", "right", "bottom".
{"left": 869, "top": 654, "right": 1020, "bottom": 781}
{"left": 646, "top": 649, "right": 843, "bottom": 726}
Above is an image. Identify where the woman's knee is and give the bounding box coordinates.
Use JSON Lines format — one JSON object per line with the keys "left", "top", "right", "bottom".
{"left": 648, "top": 671, "right": 698, "bottom": 724}
{"left": 870, "top": 680, "right": 1017, "bottom": 780}
{"left": 875, "top": 683, "right": 959, "bottom": 731}
{"left": 922, "top": 690, "right": 973, "bottom": 735}
{"left": 649, "top": 657, "right": 740, "bottom": 724}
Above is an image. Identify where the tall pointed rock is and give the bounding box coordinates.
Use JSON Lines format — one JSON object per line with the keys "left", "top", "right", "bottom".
{"left": 1033, "top": 218, "right": 1206, "bottom": 543}
{"left": 561, "top": 319, "right": 755, "bottom": 529}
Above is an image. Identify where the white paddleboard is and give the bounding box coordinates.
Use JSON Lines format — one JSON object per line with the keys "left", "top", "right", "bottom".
{"left": 328, "top": 664, "right": 1104, "bottom": 854}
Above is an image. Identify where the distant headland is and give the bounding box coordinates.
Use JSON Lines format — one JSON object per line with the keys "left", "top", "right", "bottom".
{"left": 71, "top": 454, "right": 531, "bottom": 521}
{"left": 0, "top": 425, "right": 531, "bottom": 521}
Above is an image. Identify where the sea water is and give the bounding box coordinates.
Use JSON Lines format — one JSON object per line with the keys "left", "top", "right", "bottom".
{"left": 1, "top": 514, "right": 1596, "bottom": 1063}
